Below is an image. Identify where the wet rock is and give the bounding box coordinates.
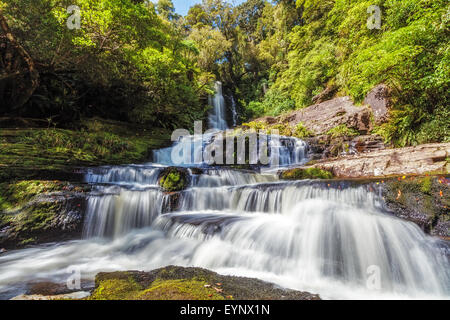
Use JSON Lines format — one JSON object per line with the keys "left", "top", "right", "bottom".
{"left": 363, "top": 84, "right": 391, "bottom": 125}
{"left": 382, "top": 176, "right": 449, "bottom": 237}
{"left": 310, "top": 143, "right": 449, "bottom": 178}
{"left": 11, "top": 291, "right": 90, "bottom": 300}
{"left": 0, "top": 181, "right": 90, "bottom": 249}
{"left": 90, "top": 266, "right": 321, "bottom": 300}
{"left": 28, "top": 282, "right": 72, "bottom": 296}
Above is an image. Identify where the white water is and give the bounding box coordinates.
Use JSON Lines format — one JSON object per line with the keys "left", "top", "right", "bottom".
{"left": 209, "top": 82, "right": 228, "bottom": 131}
{"left": 0, "top": 86, "right": 449, "bottom": 300}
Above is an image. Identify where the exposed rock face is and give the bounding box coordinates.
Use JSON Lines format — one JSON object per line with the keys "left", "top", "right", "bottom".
{"left": 256, "top": 96, "right": 373, "bottom": 135}
{"left": 311, "top": 85, "right": 338, "bottom": 104}
{"left": 363, "top": 84, "right": 391, "bottom": 125}
{"left": 310, "top": 143, "right": 449, "bottom": 178}
{"left": 91, "top": 266, "right": 321, "bottom": 300}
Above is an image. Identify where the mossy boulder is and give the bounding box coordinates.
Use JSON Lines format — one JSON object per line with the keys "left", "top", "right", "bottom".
{"left": 280, "top": 167, "right": 334, "bottom": 180}
{"left": 0, "top": 180, "right": 89, "bottom": 249}
{"left": 382, "top": 175, "right": 449, "bottom": 237}
{"left": 89, "top": 266, "right": 320, "bottom": 300}
{"left": 158, "top": 167, "right": 189, "bottom": 192}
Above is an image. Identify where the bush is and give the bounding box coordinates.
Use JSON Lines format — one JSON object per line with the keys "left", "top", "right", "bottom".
{"left": 327, "top": 125, "right": 360, "bottom": 139}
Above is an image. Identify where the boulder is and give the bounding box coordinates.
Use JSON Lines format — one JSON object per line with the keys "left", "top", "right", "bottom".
{"left": 363, "top": 84, "right": 391, "bottom": 125}
{"left": 158, "top": 167, "right": 189, "bottom": 192}
{"left": 89, "top": 266, "right": 321, "bottom": 300}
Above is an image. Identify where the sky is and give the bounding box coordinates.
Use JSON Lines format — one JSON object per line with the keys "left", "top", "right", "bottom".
{"left": 154, "top": 1, "right": 247, "bottom": 16}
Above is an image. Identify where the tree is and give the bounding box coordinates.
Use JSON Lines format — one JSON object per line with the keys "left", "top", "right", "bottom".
{"left": 0, "top": 9, "right": 39, "bottom": 112}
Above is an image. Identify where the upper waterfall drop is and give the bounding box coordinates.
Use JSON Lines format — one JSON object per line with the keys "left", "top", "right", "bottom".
{"left": 208, "top": 81, "right": 228, "bottom": 131}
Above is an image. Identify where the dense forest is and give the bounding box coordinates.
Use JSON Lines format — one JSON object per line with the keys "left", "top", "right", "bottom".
{"left": 1, "top": 0, "right": 449, "bottom": 146}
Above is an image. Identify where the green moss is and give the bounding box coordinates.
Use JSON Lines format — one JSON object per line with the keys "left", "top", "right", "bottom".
{"left": 281, "top": 167, "right": 334, "bottom": 180}
{"left": 326, "top": 124, "right": 359, "bottom": 139}
{"left": 420, "top": 177, "right": 432, "bottom": 195}
{"left": 137, "top": 279, "right": 225, "bottom": 300}
{"left": 0, "top": 120, "right": 171, "bottom": 176}
{"left": 89, "top": 276, "right": 226, "bottom": 300}
{"left": 0, "top": 180, "right": 62, "bottom": 211}
{"left": 384, "top": 176, "right": 449, "bottom": 235}
{"left": 89, "top": 277, "right": 143, "bottom": 300}
{"left": 159, "top": 168, "right": 188, "bottom": 192}
{"left": 16, "top": 202, "right": 60, "bottom": 232}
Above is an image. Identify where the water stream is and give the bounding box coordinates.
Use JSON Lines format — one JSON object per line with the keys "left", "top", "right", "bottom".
{"left": 0, "top": 84, "right": 448, "bottom": 300}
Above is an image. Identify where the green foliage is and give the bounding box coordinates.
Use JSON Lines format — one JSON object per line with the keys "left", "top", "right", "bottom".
{"left": 294, "top": 122, "right": 314, "bottom": 138}
{"left": 245, "top": 89, "right": 296, "bottom": 119}
{"left": 2, "top": 0, "right": 209, "bottom": 128}
{"left": 327, "top": 125, "right": 360, "bottom": 139}
{"left": 238, "top": 0, "right": 449, "bottom": 145}
{"left": 3, "top": 0, "right": 448, "bottom": 146}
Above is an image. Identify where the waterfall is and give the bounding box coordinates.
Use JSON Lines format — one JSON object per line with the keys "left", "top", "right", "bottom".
{"left": 230, "top": 95, "right": 238, "bottom": 127}
{"left": 0, "top": 87, "right": 449, "bottom": 300}
{"left": 1, "top": 169, "right": 448, "bottom": 299}
{"left": 208, "top": 81, "right": 228, "bottom": 131}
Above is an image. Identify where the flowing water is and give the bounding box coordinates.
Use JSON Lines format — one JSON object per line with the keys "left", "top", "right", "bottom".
{"left": 208, "top": 82, "right": 228, "bottom": 131}
{"left": 0, "top": 85, "right": 449, "bottom": 300}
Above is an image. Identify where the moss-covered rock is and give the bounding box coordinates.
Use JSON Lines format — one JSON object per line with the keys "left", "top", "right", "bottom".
{"left": 0, "top": 180, "right": 89, "bottom": 249}
{"left": 0, "top": 119, "right": 171, "bottom": 181}
{"left": 158, "top": 167, "right": 189, "bottom": 192}
{"left": 280, "top": 167, "right": 334, "bottom": 180}
{"left": 382, "top": 176, "right": 449, "bottom": 237}
{"left": 89, "top": 266, "right": 320, "bottom": 300}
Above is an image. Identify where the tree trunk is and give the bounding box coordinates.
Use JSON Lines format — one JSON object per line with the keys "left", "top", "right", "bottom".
{"left": 0, "top": 10, "right": 39, "bottom": 111}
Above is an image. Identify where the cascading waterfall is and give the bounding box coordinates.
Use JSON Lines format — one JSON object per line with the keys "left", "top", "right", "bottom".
{"left": 230, "top": 95, "right": 238, "bottom": 127}
{"left": 208, "top": 81, "right": 228, "bottom": 131}
{"left": 0, "top": 83, "right": 449, "bottom": 300}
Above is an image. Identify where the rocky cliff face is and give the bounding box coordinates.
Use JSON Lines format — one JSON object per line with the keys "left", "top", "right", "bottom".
{"left": 256, "top": 96, "right": 373, "bottom": 136}
{"left": 310, "top": 143, "right": 449, "bottom": 178}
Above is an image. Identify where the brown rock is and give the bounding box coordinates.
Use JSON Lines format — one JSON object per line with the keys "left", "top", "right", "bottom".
{"left": 284, "top": 97, "right": 372, "bottom": 135}
{"left": 311, "top": 85, "right": 338, "bottom": 104}
{"left": 363, "top": 84, "right": 391, "bottom": 125}
{"left": 310, "top": 143, "right": 450, "bottom": 178}
{"left": 252, "top": 115, "right": 278, "bottom": 125}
